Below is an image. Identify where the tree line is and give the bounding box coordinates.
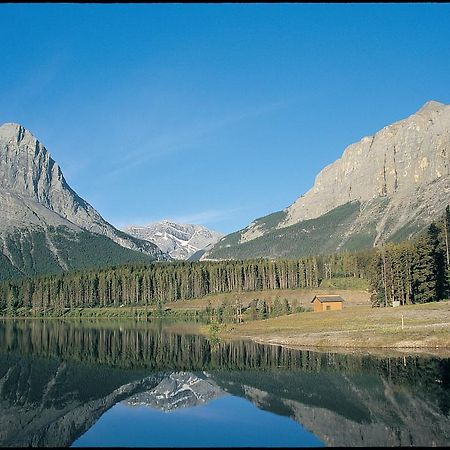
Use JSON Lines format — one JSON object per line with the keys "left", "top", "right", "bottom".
{"left": 0, "top": 257, "right": 322, "bottom": 314}
{"left": 2, "top": 319, "right": 448, "bottom": 385}
{"left": 0, "top": 249, "right": 374, "bottom": 315}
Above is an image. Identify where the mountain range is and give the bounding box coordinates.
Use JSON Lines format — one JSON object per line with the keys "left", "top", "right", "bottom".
{"left": 1, "top": 100, "right": 448, "bottom": 279}
{"left": 204, "top": 100, "right": 450, "bottom": 260}
{"left": 123, "top": 221, "right": 223, "bottom": 260}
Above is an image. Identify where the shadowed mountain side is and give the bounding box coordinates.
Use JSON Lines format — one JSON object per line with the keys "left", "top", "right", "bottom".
{"left": 0, "top": 226, "right": 165, "bottom": 282}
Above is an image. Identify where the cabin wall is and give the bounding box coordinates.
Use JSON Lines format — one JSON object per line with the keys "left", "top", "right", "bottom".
{"left": 312, "top": 299, "right": 343, "bottom": 312}
{"left": 313, "top": 299, "right": 323, "bottom": 312}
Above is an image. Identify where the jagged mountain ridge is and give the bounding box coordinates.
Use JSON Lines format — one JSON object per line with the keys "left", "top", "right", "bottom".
{"left": 0, "top": 123, "right": 168, "bottom": 279}
{"left": 205, "top": 100, "right": 450, "bottom": 260}
{"left": 124, "top": 220, "right": 223, "bottom": 260}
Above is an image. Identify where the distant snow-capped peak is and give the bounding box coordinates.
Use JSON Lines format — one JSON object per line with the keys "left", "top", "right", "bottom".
{"left": 123, "top": 220, "right": 224, "bottom": 260}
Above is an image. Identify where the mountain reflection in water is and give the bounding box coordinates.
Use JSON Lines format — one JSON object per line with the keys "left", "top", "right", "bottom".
{"left": 0, "top": 319, "right": 449, "bottom": 447}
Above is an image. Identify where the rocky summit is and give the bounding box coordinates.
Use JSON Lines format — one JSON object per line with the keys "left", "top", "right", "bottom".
{"left": 205, "top": 101, "right": 450, "bottom": 260}
{"left": 0, "top": 123, "right": 167, "bottom": 280}
{"left": 124, "top": 220, "right": 223, "bottom": 260}
{"left": 125, "top": 372, "right": 225, "bottom": 411}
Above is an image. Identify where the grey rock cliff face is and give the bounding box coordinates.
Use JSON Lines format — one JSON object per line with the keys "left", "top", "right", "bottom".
{"left": 0, "top": 123, "right": 166, "bottom": 259}
{"left": 124, "top": 220, "right": 223, "bottom": 260}
{"left": 283, "top": 100, "right": 449, "bottom": 226}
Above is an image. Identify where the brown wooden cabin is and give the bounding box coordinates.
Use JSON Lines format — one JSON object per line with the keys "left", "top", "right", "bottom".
{"left": 311, "top": 295, "right": 344, "bottom": 312}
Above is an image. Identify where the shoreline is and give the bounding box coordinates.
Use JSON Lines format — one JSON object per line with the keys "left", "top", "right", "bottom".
{"left": 215, "top": 300, "right": 450, "bottom": 358}
{"left": 3, "top": 300, "right": 450, "bottom": 359}
{"left": 219, "top": 333, "right": 450, "bottom": 358}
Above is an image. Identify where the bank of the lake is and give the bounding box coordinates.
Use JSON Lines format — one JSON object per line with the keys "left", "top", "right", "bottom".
{"left": 3, "top": 285, "right": 449, "bottom": 356}
{"left": 217, "top": 300, "right": 450, "bottom": 355}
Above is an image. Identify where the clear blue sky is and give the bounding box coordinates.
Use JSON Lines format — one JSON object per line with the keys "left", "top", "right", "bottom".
{"left": 1, "top": 4, "right": 450, "bottom": 234}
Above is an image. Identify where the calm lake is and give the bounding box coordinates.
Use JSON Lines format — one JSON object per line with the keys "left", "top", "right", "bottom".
{"left": 0, "top": 319, "right": 449, "bottom": 447}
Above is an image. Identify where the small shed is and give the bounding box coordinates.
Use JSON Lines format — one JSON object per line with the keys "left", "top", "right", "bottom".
{"left": 311, "top": 295, "right": 344, "bottom": 312}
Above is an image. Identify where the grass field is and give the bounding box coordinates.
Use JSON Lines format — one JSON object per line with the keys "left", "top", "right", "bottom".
{"left": 218, "top": 300, "right": 450, "bottom": 355}
{"left": 163, "top": 285, "right": 371, "bottom": 311}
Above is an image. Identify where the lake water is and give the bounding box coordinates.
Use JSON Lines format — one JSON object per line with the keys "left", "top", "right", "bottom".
{"left": 0, "top": 319, "right": 449, "bottom": 447}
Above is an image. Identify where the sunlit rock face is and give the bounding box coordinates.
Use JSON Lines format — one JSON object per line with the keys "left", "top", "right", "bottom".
{"left": 281, "top": 101, "right": 449, "bottom": 236}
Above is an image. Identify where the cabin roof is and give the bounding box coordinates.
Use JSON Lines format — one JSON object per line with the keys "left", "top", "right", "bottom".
{"left": 311, "top": 295, "right": 345, "bottom": 303}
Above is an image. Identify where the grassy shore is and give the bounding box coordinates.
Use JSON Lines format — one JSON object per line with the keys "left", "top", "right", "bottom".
{"left": 217, "top": 300, "right": 450, "bottom": 355}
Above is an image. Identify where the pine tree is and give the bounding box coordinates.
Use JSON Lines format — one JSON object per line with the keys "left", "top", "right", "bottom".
{"left": 413, "top": 224, "right": 439, "bottom": 303}
{"left": 443, "top": 205, "right": 450, "bottom": 298}
{"left": 271, "top": 296, "right": 283, "bottom": 317}
{"left": 257, "top": 300, "right": 268, "bottom": 320}
{"left": 282, "top": 298, "right": 291, "bottom": 315}
{"left": 368, "top": 250, "right": 387, "bottom": 307}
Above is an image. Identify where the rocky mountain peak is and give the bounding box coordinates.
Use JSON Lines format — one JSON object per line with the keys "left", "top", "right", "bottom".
{"left": 0, "top": 122, "right": 167, "bottom": 267}
{"left": 0, "top": 122, "right": 68, "bottom": 209}
{"left": 1, "top": 122, "right": 34, "bottom": 143}
{"left": 416, "top": 100, "right": 445, "bottom": 114}
{"left": 123, "top": 221, "right": 224, "bottom": 260}
{"left": 280, "top": 100, "right": 449, "bottom": 228}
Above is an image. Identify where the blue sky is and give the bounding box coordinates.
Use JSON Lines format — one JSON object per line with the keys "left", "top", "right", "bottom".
{"left": 1, "top": 4, "right": 450, "bottom": 234}
{"left": 72, "top": 396, "right": 323, "bottom": 447}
